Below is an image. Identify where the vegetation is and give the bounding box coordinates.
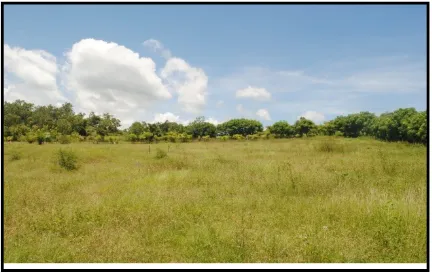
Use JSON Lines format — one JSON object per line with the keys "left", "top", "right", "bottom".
{"left": 9, "top": 149, "right": 21, "bottom": 161}
{"left": 55, "top": 149, "right": 79, "bottom": 171}
{"left": 155, "top": 148, "right": 168, "bottom": 159}
{"left": 3, "top": 137, "right": 426, "bottom": 262}
{"left": 3, "top": 100, "right": 427, "bottom": 145}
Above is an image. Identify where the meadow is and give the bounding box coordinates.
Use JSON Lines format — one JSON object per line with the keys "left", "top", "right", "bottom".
{"left": 3, "top": 137, "right": 427, "bottom": 263}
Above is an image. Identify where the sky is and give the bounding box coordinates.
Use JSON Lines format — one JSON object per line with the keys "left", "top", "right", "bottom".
{"left": 3, "top": 4, "right": 427, "bottom": 128}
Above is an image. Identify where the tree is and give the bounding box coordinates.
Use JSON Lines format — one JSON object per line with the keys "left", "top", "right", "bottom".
{"left": 331, "top": 112, "right": 376, "bottom": 138}
{"left": 96, "top": 113, "right": 121, "bottom": 137}
{"left": 57, "top": 118, "right": 73, "bottom": 135}
{"left": 217, "top": 119, "right": 263, "bottom": 136}
{"left": 268, "top": 121, "right": 294, "bottom": 138}
{"left": 187, "top": 116, "right": 217, "bottom": 138}
{"left": 129, "top": 122, "right": 146, "bottom": 136}
{"left": 294, "top": 117, "right": 317, "bottom": 136}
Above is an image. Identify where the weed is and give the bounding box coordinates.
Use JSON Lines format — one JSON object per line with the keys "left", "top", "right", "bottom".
{"left": 9, "top": 150, "right": 21, "bottom": 161}
{"left": 55, "top": 149, "right": 79, "bottom": 170}
{"left": 155, "top": 148, "right": 168, "bottom": 159}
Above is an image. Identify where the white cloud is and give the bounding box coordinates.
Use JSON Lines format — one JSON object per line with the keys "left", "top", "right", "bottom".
{"left": 151, "top": 113, "right": 219, "bottom": 126}
{"left": 143, "top": 38, "right": 172, "bottom": 59}
{"left": 161, "top": 57, "right": 208, "bottom": 114}
{"left": 256, "top": 109, "right": 271, "bottom": 121}
{"left": 4, "top": 44, "right": 67, "bottom": 105}
{"left": 206, "top": 117, "right": 220, "bottom": 125}
{"left": 298, "top": 111, "right": 325, "bottom": 124}
{"left": 63, "top": 38, "right": 172, "bottom": 120}
{"left": 153, "top": 112, "right": 180, "bottom": 123}
{"left": 236, "top": 86, "right": 271, "bottom": 101}
{"left": 143, "top": 39, "right": 209, "bottom": 114}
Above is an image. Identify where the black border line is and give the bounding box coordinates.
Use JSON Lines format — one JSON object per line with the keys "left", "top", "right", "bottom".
{"left": 1, "top": 1, "right": 429, "bottom": 270}
{"left": 0, "top": 1, "right": 431, "bottom": 5}
{"left": 426, "top": 2, "right": 430, "bottom": 271}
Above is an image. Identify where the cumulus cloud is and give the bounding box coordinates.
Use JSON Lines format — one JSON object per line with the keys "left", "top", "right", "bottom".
{"left": 153, "top": 112, "right": 181, "bottom": 123}
{"left": 236, "top": 86, "right": 271, "bottom": 101}
{"left": 298, "top": 111, "right": 325, "bottom": 124}
{"left": 256, "top": 109, "right": 271, "bottom": 121}
{"left": 143, "top": 38, "right": 172, "bottom": 59}
{"left": 161, "top": 57, "right": 208, "bottom": 114}
{"left": 151, "top": 113, "right": 219, "bottom": 126}
{"left": 206, "top": 117, "right": 220, "bottom": 125}
{"left": 63, "top": 38, "right": 172, "bottom": 120}
{"left": 143, "top": 39, "right": 209, "bottom": 114}
{"left": 4, "top": 44, "right": 67, "bottom": 105}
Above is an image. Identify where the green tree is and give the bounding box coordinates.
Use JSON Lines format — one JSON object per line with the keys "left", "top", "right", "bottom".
{"left": 217, "top": 119, "right": 263, "bottom": 136}
{"left": 268, "top": 121, "right": 294, "bottom": 138}
{"left": 187, "top": 117, "right": 217, "bottom": 138}
{"left": 129, "top": 122, "right": 146, "bottom": 136}
{"left": 294, "top": 117, "right": 317, "bottom": 136}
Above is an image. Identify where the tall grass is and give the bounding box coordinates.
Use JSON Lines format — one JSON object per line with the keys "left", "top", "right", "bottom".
{"left": 3, "top": 137, "right": 426, "bottom": 263}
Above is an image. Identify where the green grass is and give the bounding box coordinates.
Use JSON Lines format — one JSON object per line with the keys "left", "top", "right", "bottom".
{"left": 3, "top": 137, "right": 426, "bottom": 263}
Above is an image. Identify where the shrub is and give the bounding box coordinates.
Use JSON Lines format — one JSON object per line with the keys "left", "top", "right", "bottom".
{"left": 26, "top": 134, "right": 36, "bottom": 144}
{"left": 70, "top": 132, "right": 81, "bottom": 143}
{"left": 154, "top": 136, "right": 164, "bottom": 143}
{"left": 94, "top": 135, "right": 102, "bottom": 144}
{"left": 335, "top": 131, "right": 344, "bottom": 137}
{"left": 128, "top": 133, "right": 138, "bottom": 143}
{"left": 6, "top": 136, "right": 13, "bottom": 142}
{"left": 178, "top": 133, "right": 191, "bottom": 143}
{"left": 10, "top": 150, "right": 21, "bottom": 161}
{"left": 36, "top": 133, "right": 45, "bottom": 145}
{"left": 155, "top": 148, "right": 167, "bottom": 159}
{"left": 232, "top": 134, "right": 244, "bottom": 140}
{"left": 202, "top": 135, "right": 211, "bottom": 142}
{"left": 44, "top": 133, "right": 53, "bottom": 143}
{"left": 58, "top": 135, "right": 71, "bottom": 144}
{"left": 248, "top": 134, "right": 259, "bottom": 140}
{"left": 55, "top": 149, "right": 79, "bottom": 170}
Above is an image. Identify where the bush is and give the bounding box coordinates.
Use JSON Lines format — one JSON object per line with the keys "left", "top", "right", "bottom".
{"left": 37, "top": 134, "right": 45, "bottom": 145}
{"left": 58, "top": 135, "right": 71, "bottom": 144}
{"left": 334, "top": 131, "right": 344, "bottom": 137}
{"left": 202, "top": 135, "right": 210, "bottom": 142}
{"left": 26, "top": 134, "right": 36, "bottom": 144}
{"left": 248, "top": 134, "right": 259, "bottom": 140}
{"left": 94, "top": 135, "right": 102, "bottom": 144}
{"left": 155, "top": 148, "right": 167, "bottom": 159}
{"left": 154, "top": 136, "right": 164, "bottom": 143}
{"left": 10, "top": 150, "right": 21, "bottom": 161}
{"left": 55, "top": 149, "right": 79, "bottom": 171}
{"left": 70, "top": 132, "right": 81, "bottom": 143}
{"left": 232, "top": 134, "right": 244, "bottom": 140}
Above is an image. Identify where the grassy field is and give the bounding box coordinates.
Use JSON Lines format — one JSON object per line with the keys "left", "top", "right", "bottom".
{"left": 3, "top": 137, "right": 427, "bottom": 263}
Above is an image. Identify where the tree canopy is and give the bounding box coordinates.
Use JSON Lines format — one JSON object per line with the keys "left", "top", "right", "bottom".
{"left": 3, "top": 99, "right": 427, "bottom": 145}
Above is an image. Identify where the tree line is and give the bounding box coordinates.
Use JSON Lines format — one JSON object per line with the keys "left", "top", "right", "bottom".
{"left": 3, "top": 100, "right": 427, "bottom": 145}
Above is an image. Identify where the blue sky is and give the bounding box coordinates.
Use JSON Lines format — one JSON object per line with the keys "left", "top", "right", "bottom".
{"left": 4, "top": 4, "right": 427, "bottom": 128}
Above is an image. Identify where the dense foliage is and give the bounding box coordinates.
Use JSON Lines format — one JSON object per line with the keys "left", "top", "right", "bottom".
{"left": 3, "top": 100, "right": 427, "bottom": 144}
